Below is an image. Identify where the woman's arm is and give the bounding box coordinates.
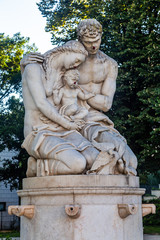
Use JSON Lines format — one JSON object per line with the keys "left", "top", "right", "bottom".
{"left": 24, "top": 63, "right": 76, "bottom": 130}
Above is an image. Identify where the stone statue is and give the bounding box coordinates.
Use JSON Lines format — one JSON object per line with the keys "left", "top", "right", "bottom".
{"left": 21, "top": 19, "right": 137, "bottom": 177}
{"left": 53, "top": 69, "right": 95, "bottom": 120}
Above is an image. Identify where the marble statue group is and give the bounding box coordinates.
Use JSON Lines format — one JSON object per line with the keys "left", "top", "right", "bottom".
{"left": 21, "top": 19, "right": 137, "bottom": 177}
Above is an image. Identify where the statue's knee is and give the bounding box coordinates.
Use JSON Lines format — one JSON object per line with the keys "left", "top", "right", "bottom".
{"left": 65, "top": 104, "right": 77, "bottom": 116}
{"left": 82, "top": 147, "right": 99, "bottom": 169}
{"left": 71, "top": 153, "right": 86, "bottom": 174}
{"left": 72, "top": 104, "right": 78, "bottom": 112}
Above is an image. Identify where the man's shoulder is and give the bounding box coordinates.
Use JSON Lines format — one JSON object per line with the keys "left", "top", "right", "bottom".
{"left": 97, "top": 50, "right": 118, "bottom": 67}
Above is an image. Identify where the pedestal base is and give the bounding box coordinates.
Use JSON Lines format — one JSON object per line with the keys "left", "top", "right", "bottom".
{"left": 18, "top": 175, "right": 145, "bottom": 240}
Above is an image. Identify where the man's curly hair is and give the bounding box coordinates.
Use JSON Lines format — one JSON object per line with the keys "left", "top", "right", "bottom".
{"left": 77, "top": 19, "right": 102, "bottom": 41}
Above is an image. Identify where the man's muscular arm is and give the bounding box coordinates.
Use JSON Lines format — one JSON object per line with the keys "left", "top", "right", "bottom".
{"left": 87, "top": 60, "right": 118, "bottom": 112}
{"left": 23, "top": 63, "right": 81, "bottom": 131}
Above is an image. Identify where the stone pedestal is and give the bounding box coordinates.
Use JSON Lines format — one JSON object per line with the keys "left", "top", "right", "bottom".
{"left": 18, "top": 175, "right": 145, "bottom": 240}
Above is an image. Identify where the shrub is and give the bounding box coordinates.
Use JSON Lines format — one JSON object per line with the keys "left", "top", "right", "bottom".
{"left": 143, "top": 198, "right": 160, "bottom": 226}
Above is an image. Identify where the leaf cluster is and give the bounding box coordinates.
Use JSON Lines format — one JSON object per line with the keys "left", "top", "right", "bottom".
{"left": 0, "top": 97, "right": 28, "bottom": 190}
{"left": 0, "top": 33, "right": 37, "bottom": 104}
{"left": 0, "top": 34, "right": 37, "bottom": 189}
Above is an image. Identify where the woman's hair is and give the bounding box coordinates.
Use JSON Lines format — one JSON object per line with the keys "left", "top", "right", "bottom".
{"left": 43, "top": 40, "right": 87, "bottom": 96}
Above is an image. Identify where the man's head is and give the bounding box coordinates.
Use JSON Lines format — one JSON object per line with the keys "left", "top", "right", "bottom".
{"left": 64, "top": 69, "right": 79, "bottom": 89}
{"left": 77, "top": 19, "right": 102, "bottom": 55}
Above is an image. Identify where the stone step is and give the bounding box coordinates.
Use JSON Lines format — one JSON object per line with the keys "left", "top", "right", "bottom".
{"left": 144, "top": 234, "right": 160, "bottom": 240}
{"left": 1, "top": 235, "right": 160, "bottom": 239}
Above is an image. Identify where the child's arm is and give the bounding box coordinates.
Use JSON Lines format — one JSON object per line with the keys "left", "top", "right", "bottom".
{"left": 77, "top": 88, "right": 95, "bottom": 100}
{"left": 53, "top": 88, "right": 63, "bottom": 105}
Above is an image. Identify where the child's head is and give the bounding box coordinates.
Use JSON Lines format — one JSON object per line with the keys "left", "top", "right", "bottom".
{"left": 63, "top": 69, "right": 80, "bottom": 89}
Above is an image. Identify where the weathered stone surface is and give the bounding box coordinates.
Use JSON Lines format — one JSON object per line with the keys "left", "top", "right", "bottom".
{"left": 17, "top": 18, "right": 145, "bottom": 240}
{"left": 22, "top": 175, "right": 140, "bottom": 189}
{"left": 21, "top": 19, "right": 137, "bottom": 177}
{"left": 18, "top": 175, "right": 145, "bottom": 240}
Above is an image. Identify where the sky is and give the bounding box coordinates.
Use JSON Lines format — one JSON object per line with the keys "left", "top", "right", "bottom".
{"left": 0, "top": 0, "right": 54, "bottom": 54}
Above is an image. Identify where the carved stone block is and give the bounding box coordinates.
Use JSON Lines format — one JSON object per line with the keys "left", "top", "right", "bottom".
{"left": 8, "top": 205, "right": 35, "bottom": 219}
{"left": 118, "top": 204, "right": 138, "bottom": 219}
{"left": 142, "top": 204, "right": 156, "bottom": 217}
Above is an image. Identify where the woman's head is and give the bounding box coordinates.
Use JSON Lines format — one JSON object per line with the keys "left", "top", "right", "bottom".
{"left": 43, "top": 40, "right": 87, "bottom": 96}
{"left": 62, "top": 41, "right": 88, "bottom": 69}
{"left": 44, "top": 40, "right": 88, "bottom": 71}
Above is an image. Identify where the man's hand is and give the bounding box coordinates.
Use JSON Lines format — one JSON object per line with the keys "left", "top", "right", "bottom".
{"left": 87, "top": 92, "right": 96, "bottom": 98}
{"left": 20, "top": 52, "right": 44, "bottom": 73}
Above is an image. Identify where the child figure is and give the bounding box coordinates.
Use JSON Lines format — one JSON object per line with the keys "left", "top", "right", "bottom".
{"left": 53, "top": 69, "right": 95, "bottom": 120}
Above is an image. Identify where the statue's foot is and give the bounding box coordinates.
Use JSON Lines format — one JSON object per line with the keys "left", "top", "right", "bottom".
{"left": 124, "top": 166, "right": 137, "bottom": 176}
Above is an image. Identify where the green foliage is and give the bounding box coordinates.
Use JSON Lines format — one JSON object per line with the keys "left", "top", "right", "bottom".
{"left": 0, "top": 33, "right": 37, "bottom": 190}
{"left": 38, "top": 0, "right": 160, "bottom": 175}
{"left": 0, "top": 33, "right": 37, "bottom": 104}
{"left": 3, "top": 237, "right": 12, "bottom": 240}
{"left": 140, "top": 171, "right": 160, "bottom": 186}
{"left": 144, "top": 225, "right": 160, "bottom": 234}
{"left": 37, "top": 0, "right": 106, "bottom": 45}
{"left": 143, "top": 199, "right": 160, "bottom": 226}
{"left": 0, "top": 231, "right": 20, "bottom": 238}
{"left": 0, "top": 97, "right": 28, "bottom": 190}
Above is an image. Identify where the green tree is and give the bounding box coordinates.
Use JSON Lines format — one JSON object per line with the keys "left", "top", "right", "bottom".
{"left": 0, "top": 33, "right": 37, "bottom": 104}
{"left": 0, "top": 97, "right": 28, "bottom": 190}
{"left": 0, "top": 33, "right": 37, "bottom": 189}
{"left": 38, "top": 0, "right": 160, "bottom": 174}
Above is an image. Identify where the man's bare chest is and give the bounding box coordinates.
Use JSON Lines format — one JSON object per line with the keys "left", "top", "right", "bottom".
{"left": 78, "top": 59, "right": 109, "bottom": 84}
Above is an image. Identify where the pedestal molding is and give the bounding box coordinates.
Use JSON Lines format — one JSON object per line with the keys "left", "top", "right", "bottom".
{"left": 18, "top": 187, "right": 145, "bottom": 198}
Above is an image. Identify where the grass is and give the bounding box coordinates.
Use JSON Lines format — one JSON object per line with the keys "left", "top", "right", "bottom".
{"left": 0, "top": 227, "right": 160, "bottom": 237}
{"left": 144, "top": 226, "right": 160, "bottom": 235}
{"left": 0, "top": 231, "right": 20, "bottom": 238}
